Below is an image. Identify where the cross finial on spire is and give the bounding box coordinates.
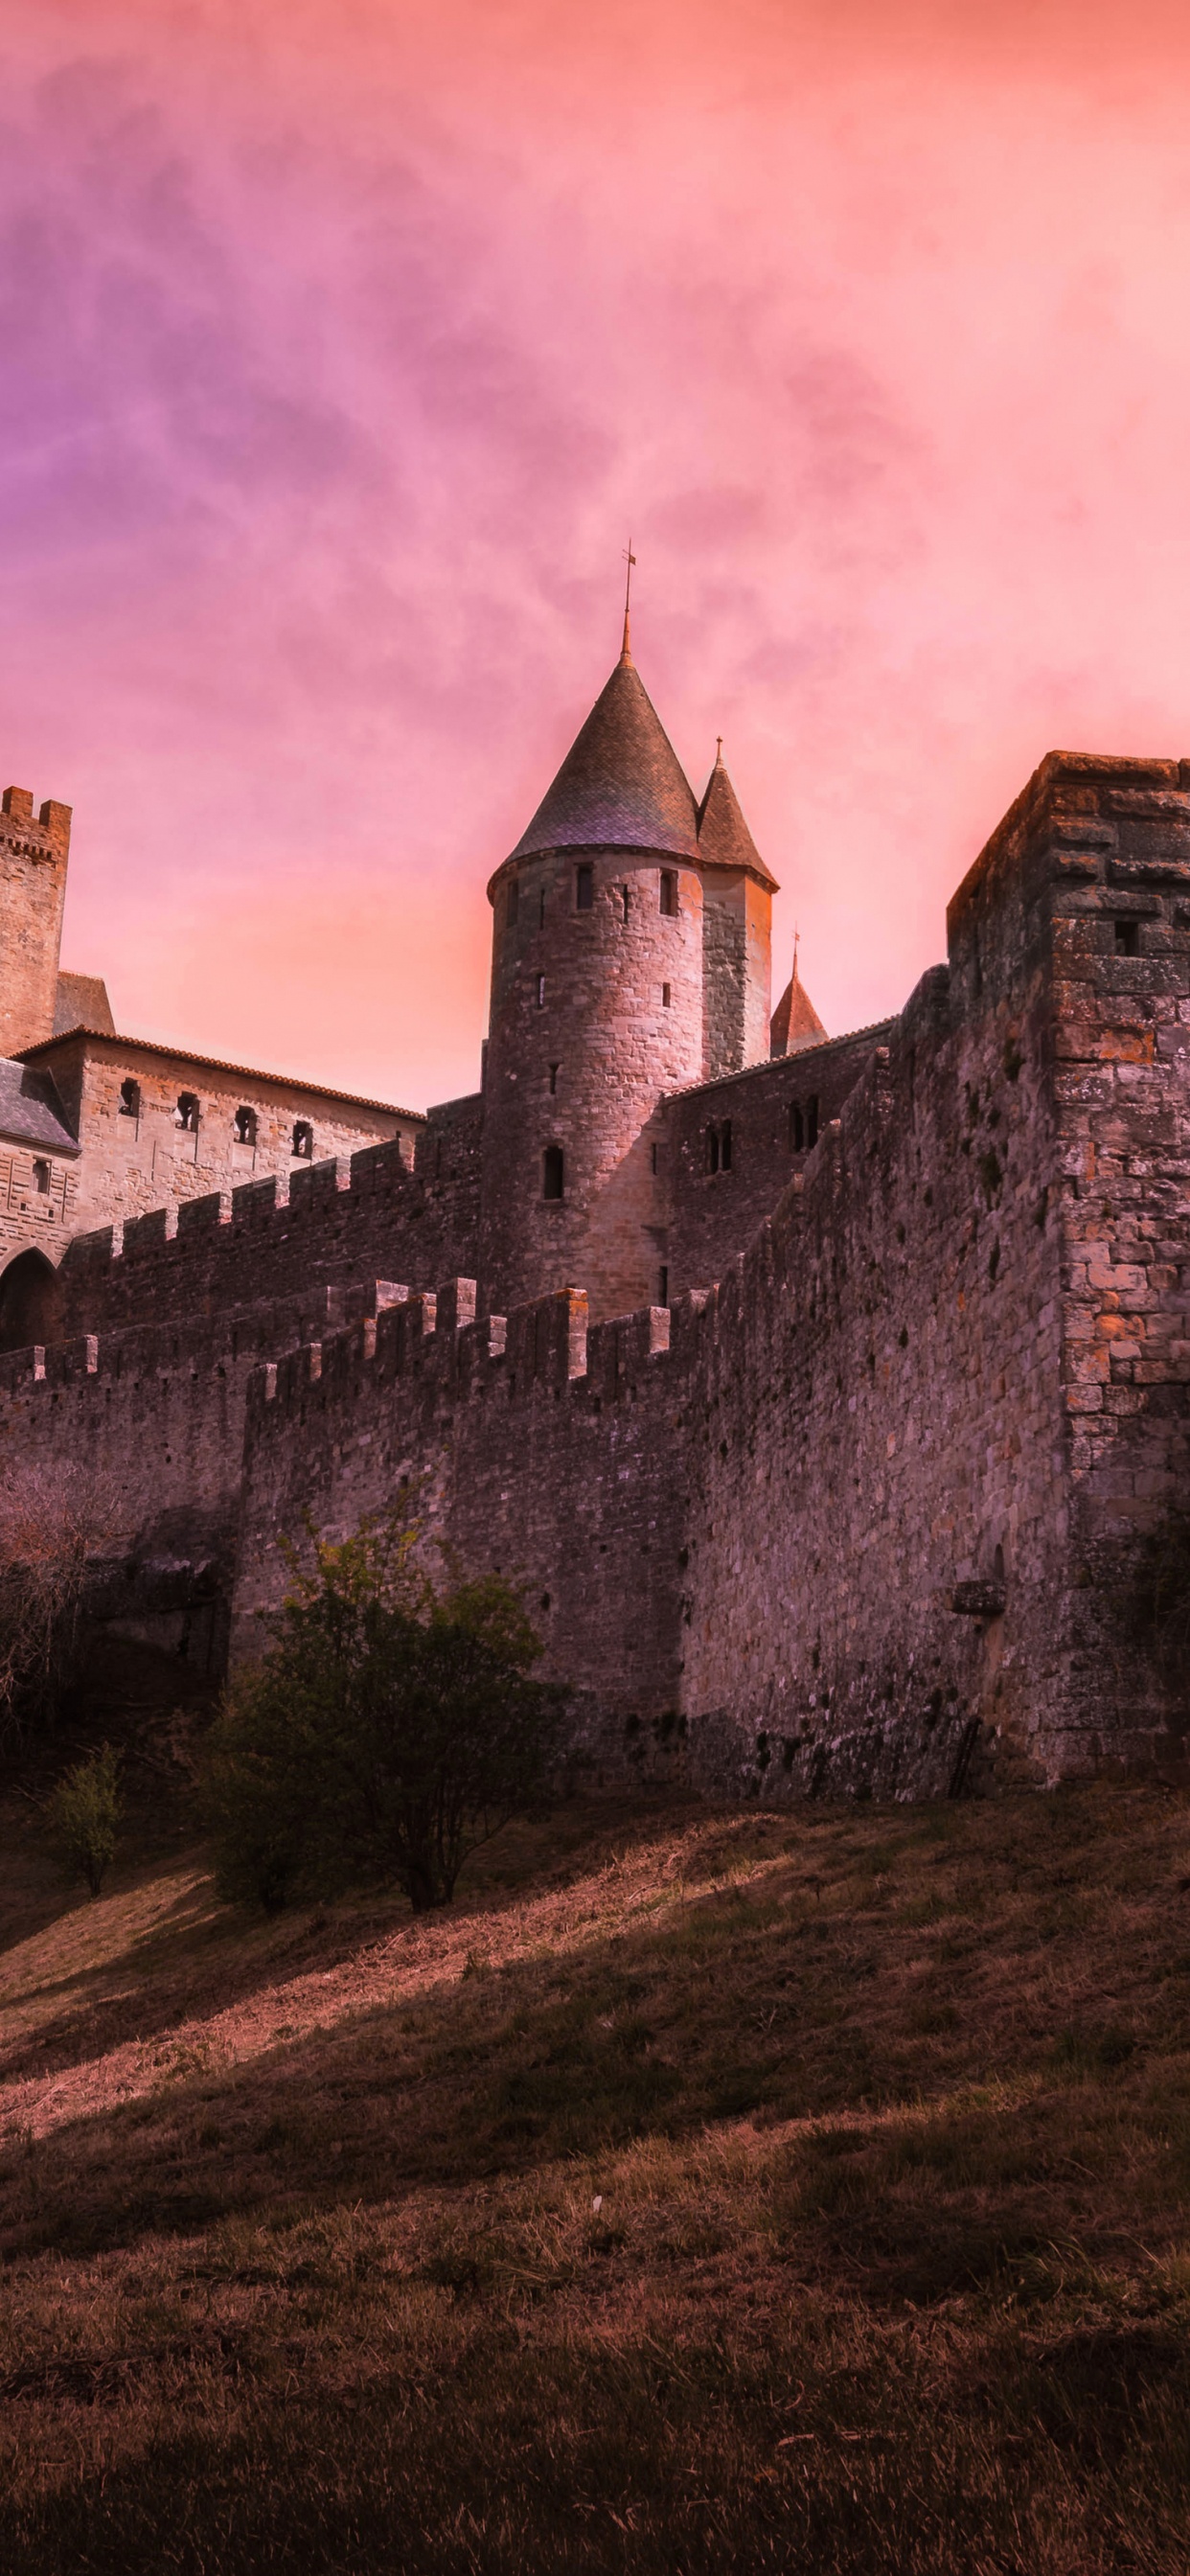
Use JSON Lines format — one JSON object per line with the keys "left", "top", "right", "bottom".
{"left": 792, "top": 923, "right": 800, "bottom": 981}
{"left": 621, "top": 539, "right": 636, "bottom": 662}
{"left": 716, "top": 735, "right": 723, "bottom": 764}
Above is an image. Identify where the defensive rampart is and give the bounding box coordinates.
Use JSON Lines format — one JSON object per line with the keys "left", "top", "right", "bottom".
{"left": 227, "top": 751, "right": 1190, "bottom": 1792}
{"left": 2, "top": 748, "right": 1186, "bottom": 1792}
{"left": 57, "top": 1092, "right": 483, "bottom": 1337}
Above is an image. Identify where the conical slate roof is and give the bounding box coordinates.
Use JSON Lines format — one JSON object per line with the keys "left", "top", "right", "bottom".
{"left": 507, "top": 636, "right": 699, "bottom": 863}
{"left": 696, "top": 748, "right": 778, "bottom": 891}
{"left": 770, "top": 951, "right": 828, "bottom": 1056}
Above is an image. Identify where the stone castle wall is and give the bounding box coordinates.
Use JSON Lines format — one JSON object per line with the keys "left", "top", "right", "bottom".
{"left": 223, "top": 752, "right": 1190, "bottom": 1792}
{"left": 33, "top": 1032, "right": 421, "bottom": 1235}
{"left": 661, "top": 1025, "right": 894, "bottom": 1304}
{"left": 57, "top": 1093, "right": 484, "bottom": 1338}
{"left": 1, "top": 748, "right": 1187, "bottom": 1791}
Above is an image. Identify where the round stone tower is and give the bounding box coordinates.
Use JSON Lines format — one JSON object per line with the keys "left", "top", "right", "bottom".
{"left": 479, "top": 620, "right": 706, "bottom": 1322}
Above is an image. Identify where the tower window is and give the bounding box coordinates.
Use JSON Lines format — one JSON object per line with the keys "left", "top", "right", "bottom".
{"left": 790, "top": 1101, "right": 805, "bottom": 1151}
{"left": 32, "top": 1159, "right": 50, "bottom": 1195}
{"left": 659, "top": 871, "right": 678, "bottom": 916}
{"left": 233, "top": 1105, "right": 257, "bottom": 1145}
{"left": 175, "top": 1092, "right": 199, "bottom": 1133}
{"left": 1115, "top": 918, "right": 1139, "bottom": 956}
{"left": 659, "top": 1266, "right": 669, "bottom": 1305}
{"left": 292, "top": 1119, "right": 313, "bottom": 1160}
{"left": 707, "top": 1127, "right": 720, "bottom": 1175}
{"left": 537, "top": 974, "right": 546, "bottom": 1008}
{"left": 507, "top": 875, "right": 519, "bottom": 928}
{"left": 118, "top": 1078, "right": 140, "bottom": 1119}
{"left": 538, "top": 886, "right": 546, "bottom": 928}
{"left": 651, "top": 1141, "right": 658, "bottom": 1173}
{"left": 548, "top": 1063, "right": 559, "bottom": 1095}
{"left": 576, "top": 863, "right": 593, "bottom": 911}
{"left": 721, "top": 1119, "right": 733, "bottom": 1171}
{"left": 542, "top": 1144, "right": 564, "bottom": 1201}
{"left": 621, "top": 886, "right": 629, "bottom": 922}
{"left": 662, "top": 982, "right": 672, "bottom": 1008}
{"left": 807, "top": 1094, "right": 819, "bottom": 1148}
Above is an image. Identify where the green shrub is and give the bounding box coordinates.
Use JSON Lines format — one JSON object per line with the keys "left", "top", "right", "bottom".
{"left": 45, "top": 1742, "right": 123, "bottom": 1898}
{"left": 202, "top": 1512, "right": 564, "bottom": 1914}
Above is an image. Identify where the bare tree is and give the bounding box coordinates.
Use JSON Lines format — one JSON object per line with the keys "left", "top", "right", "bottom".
{"left": 0, "top": 1470, "right": 119, "bottom": 1756}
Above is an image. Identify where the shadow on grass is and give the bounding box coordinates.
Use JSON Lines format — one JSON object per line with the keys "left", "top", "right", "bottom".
{"left": 0, "top": 1852, "right": 1168, "bottom": 2308}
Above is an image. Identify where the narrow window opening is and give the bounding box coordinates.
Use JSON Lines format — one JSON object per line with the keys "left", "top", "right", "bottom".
{"left": 291, "top": 1119, "right": 313, "bottom": 1160}
{"left": 32, "top": 1159, "right": 50, "bottom": 1195}
{"left": 790, "top": 1101, "right": 805, "bottom": 1151}
{"left": 538, "top": 886, "right": 546, "bottom": 928}
{"left": 537, "top": 974, "right": 546, "bottom": 1008}
{"left": 721, "top": 1119, "right": 733, "bottom": 1171}
{"left": 707, "top": 1127, "right": 720, "bottom": 1175}
{"left": 993, "top": 1542, "right": 1006, "bottom": 1583}
{"left": 1115, "top": 917, "right": 1139, "bottom": 956}
{"left": 118, "top": 1077, "right": 140, "bottom": 1119}
{"left": 659, "top": 1265, "right": 669, "bottom": 1305}
{"left": 175, "top": 1092, "right": 199, "bottom": 1133}
{"left": 542, "top": 1144, "right": 564, "bottom": 1201}
{"left": 621, "top": 885, "right": 629, "bottom": 923}
{"left": 651, "top": 1141, "right": 658, "bottom": 1173}
{"left": 807, "top": 1094, "right": 819, "bottom": 1148}
{"left": 576, "top": 863, "right": 593, "bottom": 912}
{"left": 548, "top": 1063, "right": 559, "bottom": 1095}
{"left": 233, "top": 1105, "right": 257, "bottom": 1145}
{"left": 659, "top": 870, "right": 677, "bottom": 917}
{"left": 662, "top": 981, "right": 672, "bottom": 1008}
{"left": 506, "top": 875, "right": 519, "bottom": 927}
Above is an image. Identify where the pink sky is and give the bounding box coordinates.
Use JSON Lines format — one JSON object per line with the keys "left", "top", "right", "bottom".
{"left": 5, "top": 0, "right": 1190, "bottom": 1108}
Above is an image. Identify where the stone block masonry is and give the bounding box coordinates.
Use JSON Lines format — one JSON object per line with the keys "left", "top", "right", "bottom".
{"left": 57, "top": 1094, "right": 484, "bottom": 1339}
{"left": 224, "top": 751, "right": 1190, "bottom": 1792}
{"left": 4, "top": 726, "right": 1189, "bottom": 1794}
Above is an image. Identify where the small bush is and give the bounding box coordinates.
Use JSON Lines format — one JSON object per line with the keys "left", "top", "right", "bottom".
{"left": 45, "top": 1743, "right": 123, "bottom": 1898}
{"left": 202, "top": 1511, "right": 565, "bottom": 1914}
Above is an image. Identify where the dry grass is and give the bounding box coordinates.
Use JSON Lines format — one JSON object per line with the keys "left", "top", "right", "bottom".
{"left": 2, "top": 1780, "right": 1190, "bottom": 2572}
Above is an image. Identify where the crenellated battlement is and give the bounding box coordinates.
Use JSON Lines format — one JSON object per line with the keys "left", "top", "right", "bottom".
{"left": 57, "top": 1101, "right": 485, "bottom": 1342}
{"left": 244, "top": 1277, "right": 696, "bottom": 1433}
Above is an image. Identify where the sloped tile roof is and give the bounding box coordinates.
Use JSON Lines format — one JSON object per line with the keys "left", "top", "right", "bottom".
{"left": 696, "top": 751, "right": 778, "bottom": 891}
{"left": 771, "top": 960, "right": 828, "bottom": 1054}
{"left": 507, "top": 645, "right": 700, "bottom": 863}
{"left": 0, "top": 1060, "right": 80, "bottom": 1155}
{"left": 19, "top": 1029, "right": 423, "bottom": 1122}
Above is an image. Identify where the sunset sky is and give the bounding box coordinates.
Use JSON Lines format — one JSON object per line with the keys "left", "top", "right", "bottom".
{"left": 6, "top": 0, "right": 1190, "bottom": 1109}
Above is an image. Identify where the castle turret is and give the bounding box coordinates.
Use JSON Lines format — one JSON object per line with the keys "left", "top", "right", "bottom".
{"left": 480, "top": 622, "right": 706, "bottom": 1321}
{"left": 696, "top": 745, "right": 776, "bottom": 1077}
{"left": 770, "top": 936, "right": 828, "bottom": 1056}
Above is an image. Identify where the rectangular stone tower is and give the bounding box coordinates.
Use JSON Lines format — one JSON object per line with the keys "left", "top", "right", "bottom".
{"left": 0, "top": 785, "right": 72, "bottom": 1057}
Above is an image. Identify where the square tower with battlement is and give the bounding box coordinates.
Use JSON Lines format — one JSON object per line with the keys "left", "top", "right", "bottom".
{"left": 0, "top": 786, "right": 73, "bottom": 1058}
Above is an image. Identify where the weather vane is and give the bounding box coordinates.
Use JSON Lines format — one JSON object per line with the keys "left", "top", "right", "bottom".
{"left": 621, "top": 540, "right": 636, "bottom": 659}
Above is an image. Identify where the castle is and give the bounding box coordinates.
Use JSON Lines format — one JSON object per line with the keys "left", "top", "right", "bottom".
{"left": 1, "top": 608, "right": 1187, "bottom": 1795}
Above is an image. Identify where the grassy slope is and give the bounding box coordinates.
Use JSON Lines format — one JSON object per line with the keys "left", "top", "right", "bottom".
{"left": 1, "top": 1782, "right": 1190, "bottom": 2574}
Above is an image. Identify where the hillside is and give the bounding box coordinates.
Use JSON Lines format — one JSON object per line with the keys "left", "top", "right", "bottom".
{"left": 2, "top": 1778, "right": 1190, "bottom": 2573}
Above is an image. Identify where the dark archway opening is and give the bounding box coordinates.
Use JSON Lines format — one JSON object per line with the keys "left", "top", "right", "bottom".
{"left": 0, "top": 1249, "right": 61, "bottom": 1353}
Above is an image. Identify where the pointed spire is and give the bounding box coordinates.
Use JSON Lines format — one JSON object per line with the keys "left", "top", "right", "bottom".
{"left": 697, "top": 748, "right": 778, "bottom": 891}
{"left": 506, "top": 646, "right": 698, "bottom": 864}
{"left": 620, "top": 539, "right": 636, "bottom": 665}
{"left": 770, "top": 933, "right": 828, "bottom": 1056}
